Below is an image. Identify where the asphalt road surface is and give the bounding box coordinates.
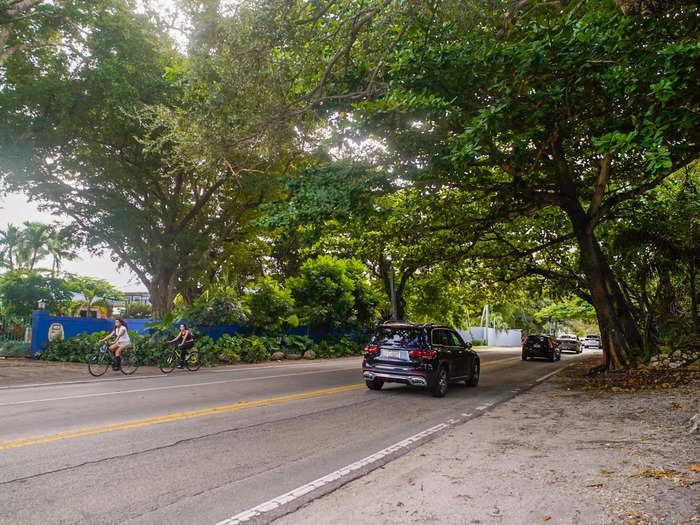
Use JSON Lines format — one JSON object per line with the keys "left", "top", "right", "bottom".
{"left": 0, "top": 349, "right": 587, "bottom": 524}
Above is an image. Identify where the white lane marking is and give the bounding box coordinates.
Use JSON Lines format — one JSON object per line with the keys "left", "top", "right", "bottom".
{"left": 0, "top": 369, "right": 358, "bottom": 407}
{"left": 536, "top": 368, "right": 564, "bottom": 383}
{"left": 215, "top": 422, "right": 448, "bottom": 525}
{"left": 0, "top": 360, "right": 361, "bottom": 391}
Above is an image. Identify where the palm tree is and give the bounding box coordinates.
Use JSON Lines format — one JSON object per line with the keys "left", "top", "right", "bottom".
{"left": 20, "top": 222, "right": 51, "bottom": 270}
{"left": 46, "top": 229, "right": 78, "bottom": 276}
{"left": 0, "top": 224, "right": 22, "bottom": 270}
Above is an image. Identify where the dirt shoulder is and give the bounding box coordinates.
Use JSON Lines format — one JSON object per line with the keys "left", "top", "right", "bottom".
{"left": 274, "top": 359, "right": 699, "bottom": 525}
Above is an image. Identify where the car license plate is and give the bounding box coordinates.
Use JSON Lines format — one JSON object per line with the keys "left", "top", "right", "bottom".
{"left": 383, "top": 349, "right": 401, "bottom": 359}
{"left": 533, "top": 344, "right": 540, "bottom": 348}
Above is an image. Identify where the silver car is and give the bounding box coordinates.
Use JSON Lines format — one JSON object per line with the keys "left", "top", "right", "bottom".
{"left": 582, "top": 334, "right": 601, "bottom": 350}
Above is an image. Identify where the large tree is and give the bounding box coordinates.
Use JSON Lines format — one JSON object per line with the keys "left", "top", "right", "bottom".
{"left": 0, "top": 2, "right": 277, "bottom": 316}
{"left": 342, "top": 0, "right": 697, "bottom": 369}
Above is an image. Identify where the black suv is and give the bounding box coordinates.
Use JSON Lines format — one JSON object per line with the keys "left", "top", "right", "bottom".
{"left": 522, "top": 334, "right": 561, "bottom": 362}
{"left": 362, "top": 322, "right": 480, "bottom": 397}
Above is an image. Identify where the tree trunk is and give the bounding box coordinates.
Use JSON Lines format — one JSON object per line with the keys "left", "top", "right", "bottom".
{"left": 148, "top": 269, "right": 178, "bottom": 320}
{"left": 572, "top": 223, "right": 646, "bottom": 370}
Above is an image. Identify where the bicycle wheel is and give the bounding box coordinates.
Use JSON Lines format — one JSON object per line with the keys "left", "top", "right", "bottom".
{"left": 120, "top": 347, "right": 139, "bottom": 375}
{"left": 186, "top": 350, "right": 202, "bottom": 371}
{"left": 159, "top": 350, "right": 176, "bottom": 374}
{"left": 88, "top": 351, "right": 110, "bottom": 377}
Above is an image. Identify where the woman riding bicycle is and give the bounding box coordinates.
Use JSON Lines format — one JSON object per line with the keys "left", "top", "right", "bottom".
{"left": 168, "top": 323, "right": 195, "bottom": 368}
{"left": 99, "top": 318, "right": 131, "bottom": 371}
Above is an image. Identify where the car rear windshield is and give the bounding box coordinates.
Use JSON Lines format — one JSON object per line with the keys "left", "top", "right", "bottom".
{"left": 526, "top": 335, "right": 548, "bottom": 343}
{"left": 371, "top": 327, "right": 424, "bottom": 347}
{"left": 586, "top": 335, "right": 600, "bottom": 339}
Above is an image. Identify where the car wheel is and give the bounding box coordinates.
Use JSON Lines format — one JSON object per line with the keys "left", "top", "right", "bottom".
{"left": 522, "top": 353, "right": 528, "bottom": 361}
{"left": 365, "top": 379, "right": 384, "bottom": 391}
{"left": 556, "top": 352, "right": 561, "bottom": 361}
{"left": 431, "top": 366, "right": 448, "bottom": 398}
{"left": 467, "top": 359, "right": 480, "bottom": 387}
{"left": 550, "top": 352, "right": 556, "bottom": 362}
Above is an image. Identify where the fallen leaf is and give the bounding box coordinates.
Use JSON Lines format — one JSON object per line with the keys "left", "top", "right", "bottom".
{"left": 690, "top": 465, "right": 700, "bottom": 472}
{"left": 543, "top": 516, "right": 551, "bottom": 521}
{"left": 396, "top": 501, "right": 403, "bottom": 507}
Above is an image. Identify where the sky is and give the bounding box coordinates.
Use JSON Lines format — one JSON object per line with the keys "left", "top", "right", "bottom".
{"left": 0, "top": 191, "right": 147, "bottom": 291}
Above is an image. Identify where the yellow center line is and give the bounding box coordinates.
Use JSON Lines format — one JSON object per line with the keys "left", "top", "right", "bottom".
{"left": 481, "top": 357, "right": 521, "bottom": 367}
{"left": 0, "top": 383, "right": 364, "bottom": 451}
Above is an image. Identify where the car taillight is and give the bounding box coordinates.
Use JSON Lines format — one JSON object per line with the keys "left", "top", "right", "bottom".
{"left": 409, "top": 350, "right": 436, "bottom": 358}
{"left": 364, "top": 346, "right": 379, "bottom": 355}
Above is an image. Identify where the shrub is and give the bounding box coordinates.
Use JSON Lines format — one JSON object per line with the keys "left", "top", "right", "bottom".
{"left": 123, "top": 302, "right": 152, "bottom": 318}
{"left": 314, "top": 335, "right": 363, "bottom": 358}
{"left": 243, "top": 277, "right": 294, "bottom": 334}
{"left": 0, "top": 341, "right": 30, "bottom": 357}
{"left": 183, "top": 288, "right": 247, "bottom": 327}
{"left": 287, "top": 255, "right": 379, "bottom": 331}
{"left": 40, "top": 331, "right": 108, "bottom": 362}
{"left": 471, "top": 338, "right": 487, "bottom": 346}
{"left": 193, "top": 336, "right": 219, "bottom": 366}
{"left": 129, "top": 332, "right": 169, "bottom": 365}
{"left": 279, "top": 334, "right": 313, "bottom": 354}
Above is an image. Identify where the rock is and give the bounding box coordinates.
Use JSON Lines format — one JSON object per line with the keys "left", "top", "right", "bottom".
{"left": 303, "top": 349, "right": 317, "bottom": 360}
{"left": 286, "top": 353, "right": 302, "bottom": 360}
{"left": 669, "top": 362, "right": 680, "bottom": 369}
{"left": 272, "top": 351, "right": 285, "bottom": 361}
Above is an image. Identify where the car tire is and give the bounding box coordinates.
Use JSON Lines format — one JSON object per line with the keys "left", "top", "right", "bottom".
{"left": 431, "top": 366, "right": 448, "bottom": 398}
{"left": 522, "top": 353, "right": 528, "bottom": 361}
{"left": 550, "top": 353, "right": 556, "bottom": 362}
{"left": 365, "top": 379, "right": 384, "bottom": 391}
{"left": 556, "top": 352, "right": 561, "bottom": 361}
{"left": 467, "top": 359, "right": 480, "bottom": 387}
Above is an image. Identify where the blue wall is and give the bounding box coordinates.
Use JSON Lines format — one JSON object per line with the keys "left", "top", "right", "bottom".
{"left": 30, "top": 311, "right": 368, "bottom": 356}
{"left": 30, "top": 311, "right": 152, "bottom": 357}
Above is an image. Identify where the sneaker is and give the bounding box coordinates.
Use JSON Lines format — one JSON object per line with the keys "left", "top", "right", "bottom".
{"left": 176, "top": 363, "right": 184, "bottom": 369}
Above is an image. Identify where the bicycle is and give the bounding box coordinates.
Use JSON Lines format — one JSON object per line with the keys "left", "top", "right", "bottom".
{"left": 88, "top": 343, "right": 139, "bottom": 377}
{"left": 159, "top": 344, "right": 202, "bottom": 374}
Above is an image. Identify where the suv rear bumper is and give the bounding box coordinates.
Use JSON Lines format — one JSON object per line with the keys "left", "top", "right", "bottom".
{"left": 363, "top": 370, "right": 429, "bottom": 386}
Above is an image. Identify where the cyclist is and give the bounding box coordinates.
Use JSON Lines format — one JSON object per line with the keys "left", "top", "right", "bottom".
{"left": 99, "top": 318, "right": 131, "bottom": 371}
{"left": 167, "top": 323, "right": 195, "bottom": 368}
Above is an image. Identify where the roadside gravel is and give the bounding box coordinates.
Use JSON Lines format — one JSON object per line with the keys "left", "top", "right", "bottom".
{"left": 274, "top": 367, "right": 699, "bottom": 525}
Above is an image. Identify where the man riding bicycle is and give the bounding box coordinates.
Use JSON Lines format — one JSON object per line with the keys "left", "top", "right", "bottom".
{"left": 99, "top": 318, "right": 131, "bottom": 371}
{"left": 167, "top": 323, "right": 195, "bottom": 368}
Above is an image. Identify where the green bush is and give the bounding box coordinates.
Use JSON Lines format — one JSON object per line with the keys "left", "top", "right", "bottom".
{"left": 287, "top": 255, "right": 379, "bottom": 331}
{"left": 183, "top": 289, "right": 247, "bottom": 327}
{"left": 243, "top": 277, "right": 294, "bottom": 334}
{"left": 314, "top": 335, "right": 363, "bottom": 358}
{"left": 471, "top": 338, "right": 487, "bottom": 346}
{"left": 0, "top": 341, "right": 30, "bottom": 357}
{"left": 129, "top": 332, "right": 169, "bottom": 366}
{"left": 212, "top": 334, "right": 241, "bottom": 363}
{"left": 40, "top": 331, "right": 108, "bottom": 362}
{"left": 279, "top": 334, "right": 313, "bottom": 354}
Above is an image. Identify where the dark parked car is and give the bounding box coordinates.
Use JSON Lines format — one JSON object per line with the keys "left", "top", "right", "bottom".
{"left": 522, "top": 334, "right": 561, "bottom": 362}
{"left": 362, "top": 322, "right": 480, "bottom": 397}
{"left": 556, "top": 334, "right": 582, "bottom": 354}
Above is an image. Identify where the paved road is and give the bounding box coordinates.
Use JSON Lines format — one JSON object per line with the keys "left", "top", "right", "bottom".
{"left": 0, "top": 350, "right": 587, "bottom": 524}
